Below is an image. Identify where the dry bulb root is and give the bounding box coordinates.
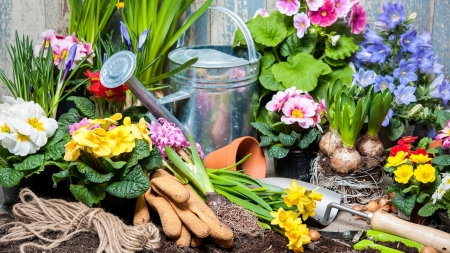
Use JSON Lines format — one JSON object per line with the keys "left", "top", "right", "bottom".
{"left": 353, "top": 197, "right": 393, "bottom": 220}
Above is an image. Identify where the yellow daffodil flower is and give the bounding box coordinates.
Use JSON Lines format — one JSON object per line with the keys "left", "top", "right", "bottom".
{"left": 286, "top": 224, "right": 311, "bottom": 252}
{"left": 106, "top": 125, "right": 136, "bottom": 156}
{"left": 410, "top": 153, "right": 432, "bottom": 164}
{"left": 282, "top": 213, "right": 302, "bottom": 232}
{"left": 284, "top": 180, "right": 312, "bottom": 212}
{"left": 386, "top": 151, "right": 408, "bottom": 167}
{"left": 414, "top": 164, "right": 436, "bottom": 183}
{"left": 301, "top": 201, "right": 317, "bottom": 220}
{"left": 270, "top": 208, "right": 299, "bottom": 229}
{"left": 393, "top": 164, "right": 413, "bottom": 184}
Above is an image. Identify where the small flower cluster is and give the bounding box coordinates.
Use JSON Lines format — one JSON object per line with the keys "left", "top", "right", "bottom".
{"left": 64, "top": 113, "right": 151, "bottom": 161}
{"left": 431, "top": 175, "right": 450, "bottom": 205}
{"left": 34, "top": 29, "right": 94, "bottom": 70}
{"left": 0, "top": 96, "right": 57, "bottom": 156}
{"left": 266, "top": 87, "right": 326, "bottom": 131}
{"left": 147, "top": 118, "right": 204, "bottom": 159}
{"left": 352, "top": 1, "right": 447, "bottom": 138}
{"left": 268, "top": 0, "right": 365, "bottom": 38}
{"left": 270, "top": 180, "right": 322, "bottom": 252}
{"left": 435, "top": 120, "right": 450, "bottom": 149}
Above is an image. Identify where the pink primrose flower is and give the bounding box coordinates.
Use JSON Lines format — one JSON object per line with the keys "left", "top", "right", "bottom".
{"left": 306, "top": 0, "right": 325, "bottom": 11}
{"left": 276, "top": 0, "right": 301, "bottom": 16}
{"left": 348, "top": 3, "right": 366, "bottom": 34}
{"left": 281, "top": 97, "right": 316, "bottom": 129}
{"left": 265, "top": 91, "right": 291, "bottom": 112}
{"left": 253, "top": 8, "right": 270, "bottom": 18}
{"left": 308, "top": 0, "right": 338, "bottom": 27}
{"left": 293, "top": 12, "right": 311, "bottom": 38}
{"left": 334, "top": 0, "right": 353, "bottom": 18}
{"left": 436, "top": 120, "right": 450, "bottom": 148}
{"left": 68, "top": 117, "right": 91, "bottom": 135}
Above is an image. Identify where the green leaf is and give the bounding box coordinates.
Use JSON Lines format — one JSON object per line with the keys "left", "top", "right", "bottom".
{"left": 0, "top": 167, "right": 23, "bottom": 187}
{"left": 259, "top": 68, "right": 284, "bottom": 91}
{"left": 70, "top": 183, "right": 106, "bottom": 207}
{"left": 259, "top": 136, "right": 273, "bottom": 147}
{"left": 122, "top": 106, "right": 149, "bottom": 122}
{"left": 436, "top": 110, "right": 450, "bottom": 129}
{"left": 0, "top": 146, "right": 10, "bottom": 167}
{"left": 58, "top": 108, "right": 83, "bottom": 128}
{"left": 325, "top": 35, "right": 359, "bottom": 60}
{"left": 417, "top": 192, "right": 430, "bottom": 203}
{"left": 67, "top": 96, "right": 95, "bottom": 119}
{"left": 44, "top": 141, "right": 65, "bottom": 161}
{"left": 402, "top": 185, "right": 419, "bottom": 194}
{"left": 106, "top": 165, "right": 150, "bottom": 198}
{"left": 392, "top": 193, "right": 416, "bottom": 217}
{"left": 99, "top": 157, "right": 127, "bottom": 171}
{"left": 52, "top": 169, "right": 70, "bottom": 188}
{"left": 84, "top": 167, "right": 114, "bottom": 184}
{"left": 13, "top": 154, "right": 45, "bottom": 171}
{"left": 298, "top": 129, "right": 319, "bottom": 149}
{"left": 417, "top": 137, "right": 432, "bottom": 149}
{"left": 280, "top": 32, "right": 317, "bottom": 57}
{"left": 272, "top": 53, "right": 330, "bottom": 92}
{"left": 43, "top": 128, "right": 65, "bottom": 150}
{"left": 279, "top": 132, "right": 298, "bottom": 146}
{"left": 250, "top": 122, "right": 276, "bottom": 137}
{"left": 247, "top": 11, "right": 287, "bottom": 47}
{"left": 140, "top": 147, "right": 163, "bottom": 173}
{"left": 45, "top": 160, "right": 68, "bottom": 171}
{"left": 268, "top": 145, "right": 290, "bottom": 159}
{"left": 125, "top": 139, "right": 151, "bottom": 172}
{"left": 418, "top": 202, "right": 442, "bottom": 217}
{"left": 261, "top": 52, "right": 275, "bottom": 69}
{"left": 320, "top": 65, "right": 355, "bottom": 87}
{"left": 432, "top": 155, "right": 450, "bottom": 166}
{"left": 384, "top": 118, "right": 405, "bottom": 141}
{"left": 324, "top": 57, "right": 347, "bottom": 67}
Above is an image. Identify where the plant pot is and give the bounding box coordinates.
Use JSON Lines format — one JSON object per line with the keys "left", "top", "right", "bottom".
{"left": 429, "top": 139, "right": 443, "bottom": 149}
{"left": 409, "top": 203, "right": 428, "bottom": 225}
{"left": 438, "top": 212, "right": 450, "bottom": 233}
{"left": 204, "top": 136, "right": 266, "bottom": 178}
{"left": 273, "top": 149, "right": 317, "bottom": 183}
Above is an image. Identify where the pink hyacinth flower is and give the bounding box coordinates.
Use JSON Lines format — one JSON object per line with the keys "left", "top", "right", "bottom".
{"left": 253, "top": 8, "right": 270, "bottom": 18}
{"left": 334, "top": 0, "right": 353, "bottom": 18}
{"left": 276, "top": 0, "right": 301, "bottom": 16}
{"left": 293, "top": 13, "right": 311, "bottom": 38}
{"left": 281, "top": 97, "right": 316, "bottom": 128}
{"left": 306, "top": 0, "right": 325, "bottom": 11}
{"left": 265, "top": 91, "right": 290, "bottom": 112}
{"left": 308, "top": 0, "right": 338, "bottom": 27}
{"left": 348, "top": 3, "right": 366, "bottom": 34}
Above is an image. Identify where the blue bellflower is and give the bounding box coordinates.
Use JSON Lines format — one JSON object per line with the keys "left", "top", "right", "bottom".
{"left": 363, "top": 25, "right": 384, "bottom": 43}
{"left": 394, "top": 84, "right": 417, "bottom": 105}
{"left": 400, "top": 30, "right": 423, "bottom": 53}
{"left": 366, "top": 40, "right": 391, "bottom": 64}
{"left": 425, "top": 55, "right": 444, "bottom": 75}
{"left": 393, "top": 59, "right": 418, "bottom": 85}
{"left": 355, "top": 47, "right": 372, "bottom": 63}
{"left": 352, "top": 68, "right": 376, "bottom": 88}
{"left": 419, "top": 31, "right": 433, "bottom": 49}
{"left": 377, "top": 1, "right": 406, "bottom": 29}
{"left": 430, "top": 78, "right": 450, "bottom": 105}
{"left": 407, "top": 49, "right": 434, "bottom": 73}
{"left": 374, "top": 75, "right": 396, "bottom": 93}
{"left": 382, "top": 109, "right": 394, "bottom": 127}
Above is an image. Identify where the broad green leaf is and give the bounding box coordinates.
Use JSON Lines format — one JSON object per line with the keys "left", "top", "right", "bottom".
{"left": 106, "top": 165, "right": 150, "bottom": 198}
{"left": 44, "top": 141, "right": 65, "bottom": 161}
{"left": 67, "top": 96, "right": 95, "bottom": 119}
{"left": 268, "top": 145, "right": 290, "bottom": 159}
{"left": 0, "top": 167, "right": 23, "bottom": 187}
{"left": 320, "top": 65, "right": 355, "bottom": 88}
{"left": 402, "top": 185, "right": 419, "bottom": 194}
{"left": 272, "top": 53, "right": 329, "bottom": 92}
{"left": 125, "top": 140, "right": 151, "bottom": 173}
{"left": 0, "top": 147, "right": 9, "bottom": 167}
{"left": 70, "top": 183, "right": 106, "bottom": 207}
{"left": 280, "top": 32, "right": 317, "bottom": 57}
{"left": 417, "top": 192, "right": 430, "bottom": 203}
{"left": 45, "top": 161, "right": 68, "bottom": 171}
{"left": 393, "top": 193, "right": 416, "bottom": 217}
{"left": 52, "top": 169, "right": 70, "bottom": 188}
{"left": 140, "top": 148, "right": 163, "bottom": 173}
{"left": 84, "top": 166, "right": 114, "bottom": 184}
{"left": 325, "top": 34, "right": 359, "bottom": 60}
{"left": 417, "top": 137, "right": 432, "bottom": 149}
{"left": 69, "top": 160, "right": 93, "bottom": 174}
{"left": 14, "top": 154, "right": 45, "bottom": 171}
{"left": 261, "top": 52, "right": 275, "bottom": 69}
{"left": 246, "top": 12, "right": 287, "bottom": 47}
{"left": 324, "top": 57, "right": 347, "bottom": 67}
{"left": 259, "top": 136, "right": 273, "bottom": 147}
{"left": 122, "top": 105, "right": 149, "bottom": 122}
{"left": 43, "top": 128, "right": 65, "bottom": 149}
{"left": 436, "top": 110, "right": 450, "bottom": 129}
{"left": 298, "top": 129, "right": 319, "bottom": 149}
{"left": 259, "top": 68, "right": 285, "bottom": 91}
{"left": 22, "top": 164, "right": 46, "bottom": 178}
{"left": 99, "top": 157, "right": 127, "bottom": 171}
{"left": 58, "top": 108, "right": 83, "bottom": 128}
{"left": 432, "top": 155, "right": 450, "bottom": 166}
{"left": 384, "top": 118, "right": 405, "bottom": 141}
{"left": 279, "top": 132, "right": 298, "bottom": 146}
{"left": 418, "top": 201, "right": 443, "bottom": 217}
{"left": 250, "top": 122, "right": 276, "bottom": 137}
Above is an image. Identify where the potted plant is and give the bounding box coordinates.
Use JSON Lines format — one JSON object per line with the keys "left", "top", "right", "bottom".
{"left": 384, "top": 136, "right": 442, "bottom": 224}
{"left": 352, "top": 0, "right": 448, "bottom": 143}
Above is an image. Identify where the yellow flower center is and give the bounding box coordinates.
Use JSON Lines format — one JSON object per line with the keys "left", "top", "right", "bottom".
{"left": 27, "top": 117, "right": 44, "bottom": 131}
{"left": 17, "top": 133, "right": 30, "bottom": 142}
{"left": 321, "top": 11, "right": 327, "bottom": 17}
{"left": 447, "top": 129, "right": 450, "bottom": 136}
{"left": 105, "top": 90, "right": 115, "bottom": 97}
{"left": 292, "top": 109, "right": 303, "bottom": 118}
{"left": 336, "top": 2, "right": 341, "bottom": 7}
{"left": 301, "top": 22, "right": 305, "bottom": 28}
{"left": 61, "top": 49, "right": 68, "bottom": 60}
{"left": 0, "top": 123, "right": 10, "bottom": 133}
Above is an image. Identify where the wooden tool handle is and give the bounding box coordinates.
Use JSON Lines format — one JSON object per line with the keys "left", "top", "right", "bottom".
{"left": 371, "top": 210, "right": 450, "bottom": 253}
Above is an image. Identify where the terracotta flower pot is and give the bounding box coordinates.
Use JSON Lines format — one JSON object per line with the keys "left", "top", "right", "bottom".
{"left": 204, "top": 136, "right": 266, "bottom": 178}
{"left": 429, "top": 139, "right": 442, "bottom": 149}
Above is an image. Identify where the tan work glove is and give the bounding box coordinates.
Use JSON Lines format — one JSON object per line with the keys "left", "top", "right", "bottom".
{"left": 146, "top": 169, "right": 234, "bottom": 248}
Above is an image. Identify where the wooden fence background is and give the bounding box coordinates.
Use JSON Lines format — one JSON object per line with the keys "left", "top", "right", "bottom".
{"left": 0, "top": 0, "right": 449, "bottom": 96}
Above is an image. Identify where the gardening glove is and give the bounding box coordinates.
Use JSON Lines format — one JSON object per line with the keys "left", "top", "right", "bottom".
{"left": 149, "top": 169, "right": 234, "bottom": 248}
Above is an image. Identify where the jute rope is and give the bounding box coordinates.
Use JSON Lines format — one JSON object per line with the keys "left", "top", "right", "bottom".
{"left": 0, "top": 188, "right": 160, "bottom": 253}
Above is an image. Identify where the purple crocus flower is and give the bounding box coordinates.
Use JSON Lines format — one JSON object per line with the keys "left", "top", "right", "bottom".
{"left": 377, "top": 1, "right": 406, "bottom": 29}
{"left": 138, "top": 29, "right": 149, "bottom": 52}
{"left": 363, "top": 25, "right": 383, "bottom": 44}
{"left": 407, "top": 48, "right": 434, "bottom": 73}
{"left": 366, "top": 40, "right": 391, "bottom": 64}
{"left": 394, "top": 84, "right": 417, "bottom": 105}
{"left": 120, "top": 21, "right": 132, "bottom": 52}
{"left": 393, "top": 59, "right": 418, "bottom": 85}
{"left": 352, "top": 68, "right": 376, "bottom": 88}
{"left": 382, "top": 109, "right": 394, "bottom": 127}
{"left": 374, "top": 75, "right": 395, "bottom": 93}
{"left": 102, "top": 53, "right": 106, "bottom": 64}
{"left": 400, "top": 30, "right": 423, "bottom": 53}
{"left": 430, "top": 78, "right": 450, "bottom": 105}
{"left": 62, "top": 44, "right": 77, "bottom": 83}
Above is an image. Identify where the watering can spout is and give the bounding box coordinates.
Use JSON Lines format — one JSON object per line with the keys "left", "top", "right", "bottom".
{"left": 99, "top": 50, "right": 192, "bottom": 137}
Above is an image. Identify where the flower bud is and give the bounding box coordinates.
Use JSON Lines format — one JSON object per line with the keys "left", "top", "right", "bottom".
{"left": 330, "top": 35, "right": 341, "bottom": 46}
{"left": 407, "top": 12, "right": 417, "bottom": 21}
{"left": 407, "top": 104, "right": 422, "bottom": 117}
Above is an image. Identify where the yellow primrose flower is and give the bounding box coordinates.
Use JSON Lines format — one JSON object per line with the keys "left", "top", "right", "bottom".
{"left": 89, "top": 113, "right": 122, "bottom": 127}
{"left": 414, "top": 164, "right": 436, "bottom": 183}
{"left": 286, "top": 224, "right": 311, "bottom": 252}
{"left": 410, "top": 153, "right": 432, "bottom": 164}
{"left": 106, "top": 125, "right": 136, "bottom": 156}
{"left": 284, "top": 180, "right": 312, "bottom": 212}
{"left": 394, "top": 164, "right": 413, "bottom": 184}
{"left": 125, "top": 117, "right": 152, "bottom": 147}
{"left": 91, "top": 136, "right": 115, "bottom": 158}
{"left": 64, "top": 139, "right": 81, "bottom": 161}
{"left": 73, "top": 128, "right": 100, "bottom": 148}
{"left": 386, "top": 151, "right": 408, "bottom": 168}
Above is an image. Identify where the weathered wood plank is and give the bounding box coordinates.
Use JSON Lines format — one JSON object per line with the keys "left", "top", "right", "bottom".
{"left": 432, "top": 0, "right": 450, "bottom": 75}
{"left": 359, "top": 0, "right": 382, "bottom": 27}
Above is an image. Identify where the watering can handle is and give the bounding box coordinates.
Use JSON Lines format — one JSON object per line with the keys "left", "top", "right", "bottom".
{"left": 176, "top": 6, "right": 258, "bottom": 65}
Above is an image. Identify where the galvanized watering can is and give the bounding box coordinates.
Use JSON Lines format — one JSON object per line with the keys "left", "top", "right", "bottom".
{"left": 100, "top": 6, "right": 261, "bottom": 156}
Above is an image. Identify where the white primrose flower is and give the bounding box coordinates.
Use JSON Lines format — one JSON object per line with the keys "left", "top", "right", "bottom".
{"left": 432, "top": 183, "right": 446, "bottom": 204}
{"left": 0, "top": 114, "right": 13, "bottom": 142}
{"left": 3, "top": 130, "right": 40, "bottom": 156}
{"left": 442, "top": 176, "right": 450, "bottom": 191}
